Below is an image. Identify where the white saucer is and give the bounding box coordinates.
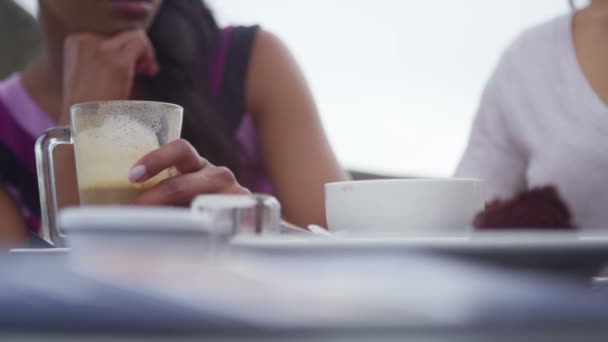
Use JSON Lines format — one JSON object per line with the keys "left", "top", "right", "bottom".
{"left": 231, "top": 231, "right": 608, "bottom": 278}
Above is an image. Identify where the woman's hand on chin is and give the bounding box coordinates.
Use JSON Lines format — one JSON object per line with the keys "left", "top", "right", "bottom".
{"left": 60, "top": 30, "right": 159, "bottom": 123}
{"left": 128, "top": 139, "right": 250, "bottom": 206}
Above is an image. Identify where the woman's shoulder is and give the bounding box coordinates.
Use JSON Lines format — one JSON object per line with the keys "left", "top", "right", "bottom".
{"left": 0, "top": 74, "right": 22, "bottom": 133}
{"left": 485, "top": 14, "right": 572, "bottom": 98}
{"left": 211, "top": 26, "right": 260, "bottom": 127}
{"left": 0, "top": 73, "right": 19, "bottom": 104}
{"left": 217, "top": 25, "right": 261, "bottom": 82}
{"left": 214, "top": 26, "right": 288, "bottom": 97}
{"left": 498, "top": 14, "right": 571, "bottom": 73}
{"left": 216, "top": 25, "right": 260, "bottom": 89}
{"left": 222, "top": 25, "right": 260, "bottom": 46}
{"left": 0, "top": 73, "right": 54, "bottom": 139}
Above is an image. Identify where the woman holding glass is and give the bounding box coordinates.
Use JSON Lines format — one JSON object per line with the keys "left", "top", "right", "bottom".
{"left": 0, "top": 0, "right": 347, "bottom": 245}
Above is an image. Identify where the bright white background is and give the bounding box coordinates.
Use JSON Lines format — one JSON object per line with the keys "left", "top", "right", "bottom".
{"left": 17, "top": 0, "right": 571, "bottom": 176}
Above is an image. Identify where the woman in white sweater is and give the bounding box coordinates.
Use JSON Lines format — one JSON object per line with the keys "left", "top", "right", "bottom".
{"left": 456, "top": 1, "right": 608, "bottom": 229}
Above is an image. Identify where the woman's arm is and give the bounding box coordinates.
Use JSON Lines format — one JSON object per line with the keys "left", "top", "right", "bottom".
{"left": 246, "top": 30, "right": 349, "bottom": 228}
{"left": 0, "top": 186, "right": 28, "bottom": 247}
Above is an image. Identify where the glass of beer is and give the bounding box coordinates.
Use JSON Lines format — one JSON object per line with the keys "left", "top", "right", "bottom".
{"left": 36, "top": 101, "right": 183, "bottom": 246}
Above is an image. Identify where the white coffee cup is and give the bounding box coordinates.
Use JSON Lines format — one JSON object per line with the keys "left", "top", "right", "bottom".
{"left": 325, "top": 179, "right": 484, "bottom": 236}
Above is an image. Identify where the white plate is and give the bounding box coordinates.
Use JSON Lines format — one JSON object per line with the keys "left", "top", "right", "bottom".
{"left": 231, "top": 231, "right": 608, "bottom": 278}
{"left": 232, "top": 231, "right": 608, "bottom": 246}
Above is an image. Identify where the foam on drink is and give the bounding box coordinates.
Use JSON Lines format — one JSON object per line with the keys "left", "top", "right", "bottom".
{"left": 73, "top": 114, "right": 168, "bottom": 205}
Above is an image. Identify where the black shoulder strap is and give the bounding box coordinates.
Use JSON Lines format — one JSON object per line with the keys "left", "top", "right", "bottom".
{"left": 216, "top": 25, "right": 260, "bottom": 132}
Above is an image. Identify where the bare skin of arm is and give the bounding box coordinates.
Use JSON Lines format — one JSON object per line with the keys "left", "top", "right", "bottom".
{"left": 246, "top": 31, "right": 349, "bottom": 228}
{"left": 0, "top": 187, "right": 28, "bottom": 247}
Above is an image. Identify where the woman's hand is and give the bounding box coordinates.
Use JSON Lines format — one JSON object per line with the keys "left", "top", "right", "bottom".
{"left": 61, "top": 30, "right": 159, "bottom": 124}
{"left": 129, "top": 139, "right": 250, "bottom": 206}
{"left": 51, "top": 30, "right": 160, "bottom": 209}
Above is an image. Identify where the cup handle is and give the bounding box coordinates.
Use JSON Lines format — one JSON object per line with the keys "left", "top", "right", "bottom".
{"left": 35, "top": 126, "right": 73, "bottom": 247}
